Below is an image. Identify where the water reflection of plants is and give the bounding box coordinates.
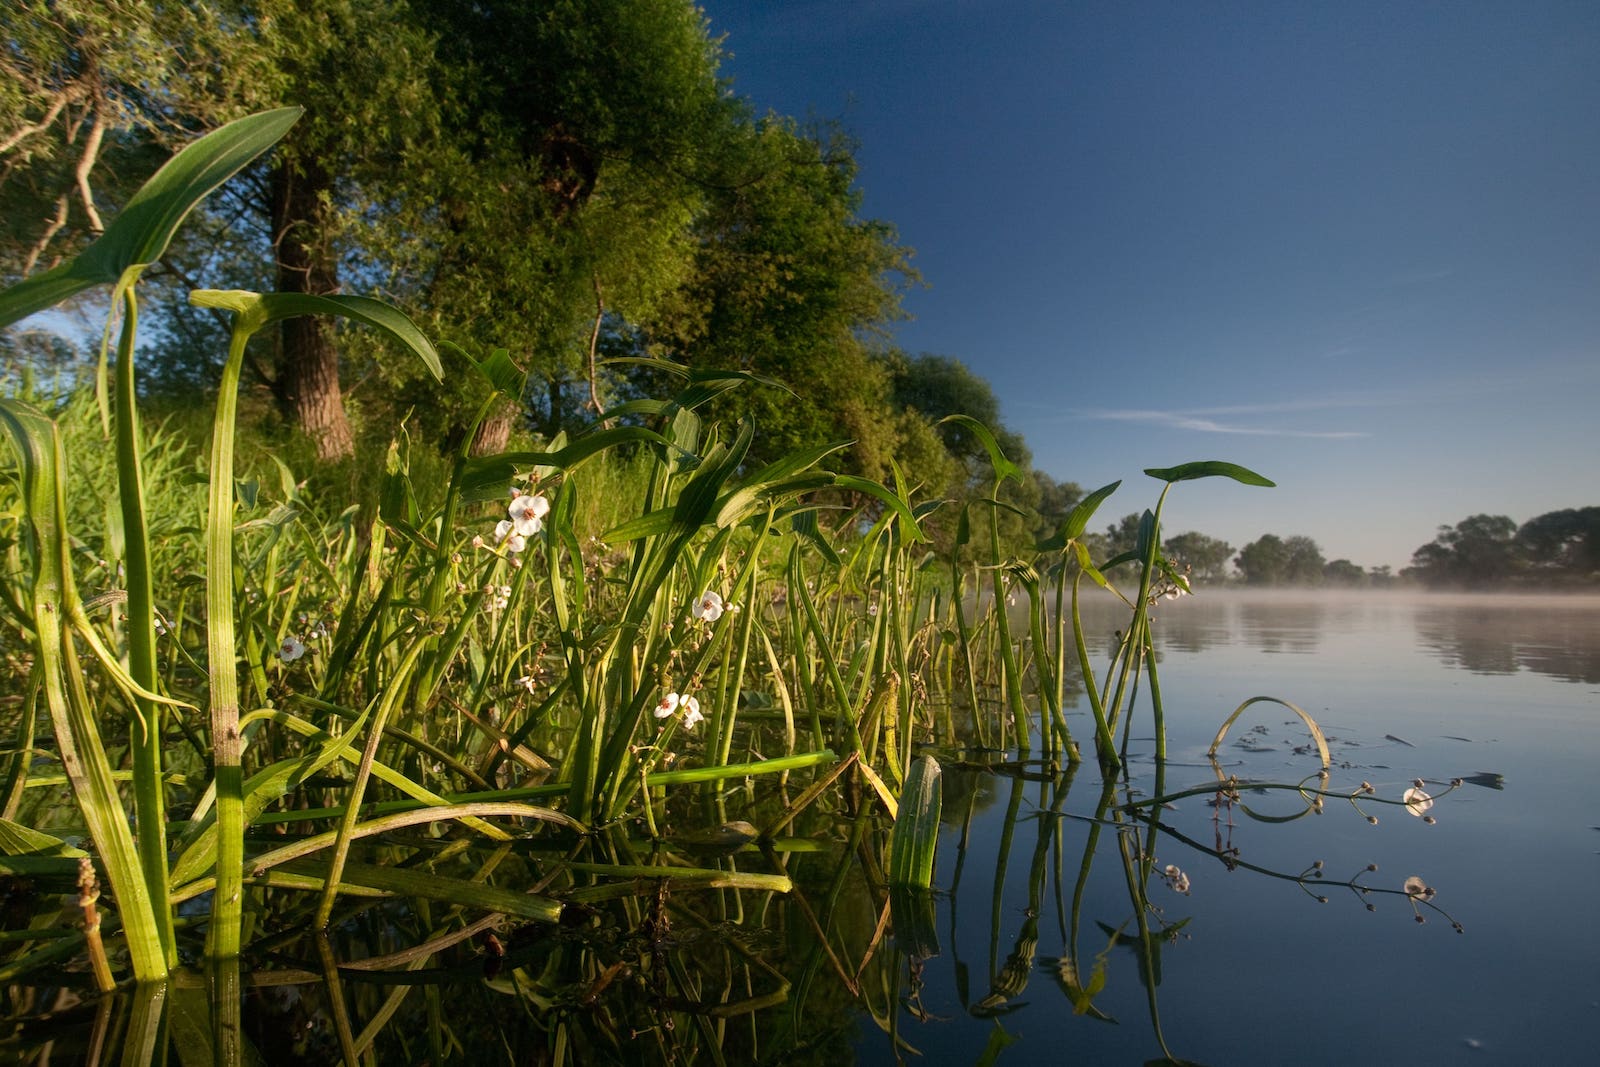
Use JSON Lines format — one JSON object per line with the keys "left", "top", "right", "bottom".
{"left": 0, "top": 112, "right": 1465, "bottom": 1065}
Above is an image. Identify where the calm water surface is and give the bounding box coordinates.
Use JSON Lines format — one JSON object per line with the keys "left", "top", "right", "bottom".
{"left": 869, "top": 591, "right": 1600, "bottom": 1066}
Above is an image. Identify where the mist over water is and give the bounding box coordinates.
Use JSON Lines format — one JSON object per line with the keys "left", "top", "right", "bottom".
{"left": 913, "top": 587, "right": 1600, "bottom": 1065}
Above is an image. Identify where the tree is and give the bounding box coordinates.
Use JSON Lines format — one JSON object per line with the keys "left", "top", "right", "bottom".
{"left": 1407, "top": 514, "right": 1519, "bottom": 588}
{"left": 1283, "top": 535, "right": 1326, "bottom": 585}
{"left": 1515, "top": 507, "right": 1600, "bottom": 581}
{"left": 1162, "top": 531, "right": 1234, "bottom": 583}
{"left": 378, "top": 0, "right": 739, "bottom": 453}
{"left": 1, "top": 1, "right": 277, "bottom": 284}
{"left": 1235, "top": 534, "right": 1288, "bottom": 585}
{"left": 1323, "top": 558, "right": 1366, "bottom": 586}
{"left": 648, "top": 116, "right": 915, "bottom": 479}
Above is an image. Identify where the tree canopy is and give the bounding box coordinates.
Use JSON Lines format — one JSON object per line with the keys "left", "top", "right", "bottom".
{"left": 1406, "top": 509, "right": 1598, "bottom": 588}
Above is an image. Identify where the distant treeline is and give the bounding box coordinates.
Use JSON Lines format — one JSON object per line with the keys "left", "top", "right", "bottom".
{"left": 1402, "top": 508, "right": 1600, "bottom": 589}
{"left": 1203, "top": 511, "right": 1593, "bottom": 591}
{"left": 1115, "top": 507, "right": 1598, "bottom": 590}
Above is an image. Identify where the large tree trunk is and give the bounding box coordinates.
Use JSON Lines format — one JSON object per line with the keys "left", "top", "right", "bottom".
{"left": 270, "top": 158, "right": 354, "bottom": 461}
{"left": 469, "top": 399, "right": 516, "bottom": 456}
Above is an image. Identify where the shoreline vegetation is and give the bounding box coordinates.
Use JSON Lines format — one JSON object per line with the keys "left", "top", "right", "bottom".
{"left": 0, "top": 5, "right": 1588, "bottom": 1060}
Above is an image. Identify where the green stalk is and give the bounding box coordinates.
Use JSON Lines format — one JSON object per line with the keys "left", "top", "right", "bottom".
{"left": 1070, "top": 572, "right": 1117, "bottom": 768}
{"left": 1103, "top": 486, "right": 1170, "bottom": 758}
{"left": 112, "top": 287, "right": 176, "bottom": 965}
{"left": 1145, "top": 618, "right": 1167, "bottom": 762}
{"left": 202, "top": 316, "right": 254, "bottom": 976}
{"left": 0, "top": 401, "right": 166, "bottom": 981}
{"left": 989, "top": 493, "right": 1028, "bottom": 750}
{"left": 313, "top": 635, "right": 429, "bottom": 929}
{"left": 716, "top": 528, "right": 765, "bottom": 767}
{"left": 947, "top": 537, "right": 984, "bottom": 748}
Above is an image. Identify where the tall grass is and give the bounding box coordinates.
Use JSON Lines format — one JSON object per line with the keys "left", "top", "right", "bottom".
{"left": 0, "top": 111, "right": 1291, "bottom": 1063}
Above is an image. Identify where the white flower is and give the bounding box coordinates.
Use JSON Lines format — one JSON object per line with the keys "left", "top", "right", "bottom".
{"left": 279, "top": 636, "right": 306, "bottom": 662}
{"left": 1403, "top": 875, "right": 1434, "bottom": 899}
{"left": 1402, "top": 782, "right": 1433, "bottom": 817}
{"left": 692, "top": 590, "right": 725, "bottom": 623}
{"left": 492, "top": 520, "right": 526, "bottom": 554}
{"left": 508, "top": 492, "right": 549, "bottom": 537}
{"left": 654, "top": 691, "right": 703, "bottom": 731}
{"left": 515, "top": 675, "right": 537, "bottom": 695}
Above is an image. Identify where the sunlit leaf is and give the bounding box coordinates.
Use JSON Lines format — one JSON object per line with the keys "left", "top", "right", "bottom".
{"left": 1063, "top": 480, "right": 1122, "bottom": 539}
{"left": 0, "top": 108, "right": 302, "bottom": 328}
{"left": 939, "top": 413, "right": 1019, "bottom": 484}
{"left": 888, "top": 755, "right": 942, "bottom": 889}
{"left": 1143, "top": 460, "right": 1275, "bottom": 487}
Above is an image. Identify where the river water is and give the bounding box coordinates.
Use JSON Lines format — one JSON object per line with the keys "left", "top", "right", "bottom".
{"left": 873, "top": 590, "right": 1600, "bottom": 1066}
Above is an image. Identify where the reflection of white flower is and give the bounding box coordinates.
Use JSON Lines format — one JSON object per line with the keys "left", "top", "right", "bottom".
{"left": 1403, "top": 875, "right": 1433, "bottom": 899}
{"left": 279, "top": 636, "right": 306, "bottom": 662}
{"left": 1162, "top": 863, "right": 1191, "bottom": 895}
{"left": 1402, "top": 781, "right": 1433, "bottom": 817}
{"left": 509, "top": 492, "right": 549, "bottom": 537}
{"left": 692, "top": 591, "right": 725, "bottom": 623}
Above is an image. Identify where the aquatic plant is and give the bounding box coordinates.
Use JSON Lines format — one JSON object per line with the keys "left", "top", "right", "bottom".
{"left": 3, "top": 110, "right": 1437, "bottom": 1065}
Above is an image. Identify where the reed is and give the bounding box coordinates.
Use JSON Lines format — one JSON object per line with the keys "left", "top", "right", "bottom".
{"left": 0, "top": 112, "right": 1318, "bottom": 1066}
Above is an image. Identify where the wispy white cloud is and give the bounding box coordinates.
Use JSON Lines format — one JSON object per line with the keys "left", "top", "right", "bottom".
{"left": 1068, "top": 407, "right": 1368, "bottom": 439}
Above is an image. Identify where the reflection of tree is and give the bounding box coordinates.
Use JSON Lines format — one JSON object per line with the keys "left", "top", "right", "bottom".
{"left": 1413, "top": 602, "right": 1600, "bottom": 683}
{"left": 1236, "top": 598, "right": 1326, "bottom": 654}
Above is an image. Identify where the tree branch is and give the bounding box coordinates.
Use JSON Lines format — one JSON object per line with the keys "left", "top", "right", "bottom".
{"left": 22, "top": 194, "right": 71, "bottom": 275}
{"left": 74, "top": 104, "right": 109, "bottom": 234}
{"left": 0, "top": 85, "right": 81, "bottom": 157}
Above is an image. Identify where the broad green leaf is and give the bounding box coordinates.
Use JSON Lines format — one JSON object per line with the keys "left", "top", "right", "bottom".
{"left": 190, "top": 290, "right": 442, "bottom": 382}
{"left": 834, "top": 475, "right": 929, "bottom": 542}
{"left": 1063, "top": 480, "right": 1122, "bottom": 540}
{"left": 278, "top": 859, "right": 563, "bottom": 923}
{"left": 714, "top": 471, "right": 837, "bottom": 531}
{"left": 1136, "top": 508, "right": 1157, "bottom": 561}
{"left": 888, "top": 754, "right": 942, "bottom": 889}
{"left": 1143, "top": 460, "right": 1275, "bottom": 487}
{"left": 1073, "top": 541, "right": 1111, "bottom": 589}
{"left": 474, "top": 346, "right": 527, "bottom": 396}
{"left": 0, "top": 108, "right": 302, "bottom": 328}
{"left": 790, "top": 508, "right": 842, "bottom": 566}
{"left": 938, "top": 413, "right": 1019, "bottom": 485}
{"left": 0, "top": 818, "right": 84, "bottom": 857}
{"left": 460, "top": 425, "right": 675, "bottom": 500}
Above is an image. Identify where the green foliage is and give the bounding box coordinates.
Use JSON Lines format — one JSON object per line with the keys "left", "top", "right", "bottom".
{"left": 1162, "top": 531, "right": 1234, "bottom": 582}
{"left": 1408, "top": 508, "right": 1598, "bottom": 588}
{"left": 0, "top": 1, "right": 283, "bottom": 283}
{"left": 1235, "top": 532, "right": 1327, "bottom": 585}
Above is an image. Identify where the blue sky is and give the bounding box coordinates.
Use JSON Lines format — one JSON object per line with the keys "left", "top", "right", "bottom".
{"left": 699, "top": 0, "right": 1600, "bottom": 571}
